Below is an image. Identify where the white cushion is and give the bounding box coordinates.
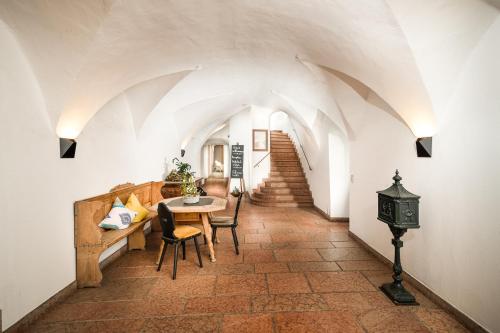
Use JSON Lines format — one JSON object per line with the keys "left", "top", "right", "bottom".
{"left": 99, "top": 197, "right": 137, "bottom": 230}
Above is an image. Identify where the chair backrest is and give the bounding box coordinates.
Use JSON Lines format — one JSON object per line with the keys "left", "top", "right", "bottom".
{"left": 233, "top": 193, "right": 243, "bottom": 226}
{"left": 158, "top": 202, "right": 176, "bottom": 239}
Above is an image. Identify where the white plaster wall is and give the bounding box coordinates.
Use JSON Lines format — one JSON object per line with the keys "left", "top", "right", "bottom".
{"left": 0, "top": 24, "right": 181, "bottom": 330}
{"left": 350, "top": 17, "right": 500, "bottom": 333}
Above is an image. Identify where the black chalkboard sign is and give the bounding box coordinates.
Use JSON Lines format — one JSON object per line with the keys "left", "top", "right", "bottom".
{"left": 230, "top": 145, "right": 244, "bottom": 178}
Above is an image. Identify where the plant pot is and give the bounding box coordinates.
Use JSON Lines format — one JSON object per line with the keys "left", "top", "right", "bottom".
{"left": 183, "top": 195, "right": 200, "bottom": 204}
{"left": 230, "top": 191, "right": 241, "bottom": 197}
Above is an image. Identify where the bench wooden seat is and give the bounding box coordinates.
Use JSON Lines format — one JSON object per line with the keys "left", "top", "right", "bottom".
{"left": 74, "top": 181, "right": 163, "bottom": 288}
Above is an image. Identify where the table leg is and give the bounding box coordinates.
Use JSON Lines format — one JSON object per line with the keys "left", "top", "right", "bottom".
{"left": 201, "top": 213, "right": 216, "bottom": 262}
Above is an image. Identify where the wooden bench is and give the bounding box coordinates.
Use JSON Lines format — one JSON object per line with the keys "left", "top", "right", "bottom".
{"left": 74, "top": 181, "right": 163, "bottom": 288}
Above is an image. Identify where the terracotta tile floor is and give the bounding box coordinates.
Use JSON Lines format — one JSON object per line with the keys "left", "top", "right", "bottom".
{"left": 28, "top": 198, "right": 469, "bottom": 332}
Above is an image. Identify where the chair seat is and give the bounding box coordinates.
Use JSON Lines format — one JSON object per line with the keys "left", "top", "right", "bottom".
{"left": 210, "top": 216, "right": 235, "bottom": 227}
{"left": 173, "top": 225, "right": 201, "bottom": 239}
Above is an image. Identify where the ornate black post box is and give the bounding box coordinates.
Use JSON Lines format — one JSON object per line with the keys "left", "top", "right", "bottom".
{"left": 376, "top": 170, "right": 420, "bottom": 305}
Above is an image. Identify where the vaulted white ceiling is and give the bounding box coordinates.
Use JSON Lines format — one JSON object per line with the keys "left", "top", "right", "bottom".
{"left": 1, "top": 0, "right": 497, "bottom": 140}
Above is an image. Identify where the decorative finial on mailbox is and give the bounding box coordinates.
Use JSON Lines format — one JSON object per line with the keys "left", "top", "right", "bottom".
{"left": 393, "top": 169, "right": 402, "bottom": 184}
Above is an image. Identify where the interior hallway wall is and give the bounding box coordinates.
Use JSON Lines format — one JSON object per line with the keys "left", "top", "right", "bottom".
{"left": 349, "top": 16, "right": 500, "bottom": 332}
{"left": 0, "top": 24, "right": 183, "bottom": 330}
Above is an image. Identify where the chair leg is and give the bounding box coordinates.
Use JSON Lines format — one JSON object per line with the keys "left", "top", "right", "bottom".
{"left": 203, "top": 235, "right": 207, "bottom": 244}
{"left": 231, "top": 227, "right": 239, "bottom": 255}
{"left": 212, "top": 227, "right": 217, "bottom": 244}
{"left": 193, "top": 236, "right": 203, "bottom": 268}
{"left": 182, "top": 241, "right": 186, "bottom": 260}
{"left": 172, "top": 242, "right": 179, "bottom": 280}
{"left": 157, "top": 242, "right": 168, "bottom": 271}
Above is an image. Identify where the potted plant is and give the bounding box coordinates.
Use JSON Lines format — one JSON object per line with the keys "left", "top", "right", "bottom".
{"left": 230, "top": 186, "right": 241, "bottom": 197}
{"left": 165, "top": 158, "right": 194, "bottom": 182}
{"left": 181, "top": 174, "right": 200, "bottom": 204}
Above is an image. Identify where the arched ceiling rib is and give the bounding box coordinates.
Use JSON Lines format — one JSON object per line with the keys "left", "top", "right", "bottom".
{"left": 125, "top": 70, "right": 193, "bottom": 136}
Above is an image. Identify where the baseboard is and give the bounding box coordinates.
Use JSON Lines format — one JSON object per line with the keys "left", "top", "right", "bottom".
{"left": 349, "top": 231, "right": 489, "bottom": 333}
{"left": 4, "top": 225, "right": 154, "bottom": 333}
{"left": 4, "top": 281, "right": 77, "bottom": 333}
{"left": 313, "top": 205, "right": 349, "bottom": 223}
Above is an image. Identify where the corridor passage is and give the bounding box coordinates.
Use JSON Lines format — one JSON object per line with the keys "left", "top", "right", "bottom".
{"left": 27, "top": 198, "right": 467, "bottom": 332}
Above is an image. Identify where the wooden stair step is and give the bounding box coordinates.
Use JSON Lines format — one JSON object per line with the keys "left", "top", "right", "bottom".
{"left": 269, "top": 171, "right": 304, "bottom": 177}
{"left": 265, "top": 176, "right": 307, "bottom": 183}
{"left": 252, "top": 192, "right": 313, "bottom": 202}
{"left": 259, "top": 187, "right": 311, "bottom": 195}
{"left": 264, "top": 181, "right": 310, "bottom": 188}
{"left": 250, "top": 197, "right": 314, "bottom": 208}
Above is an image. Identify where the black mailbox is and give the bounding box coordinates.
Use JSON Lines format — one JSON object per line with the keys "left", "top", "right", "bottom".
{"left": 377, "top": 170, "right": 421, "bottom": 305}
{"left": 377, "top": 170, "right": 420, "bottom": 229}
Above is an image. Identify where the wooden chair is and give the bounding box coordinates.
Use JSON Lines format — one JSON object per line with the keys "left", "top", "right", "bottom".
{"left": 157, "top": 203, "right": 203, "bottom": 279}
{"left": 209, "top": 193, "right": 243, "bottom": 255}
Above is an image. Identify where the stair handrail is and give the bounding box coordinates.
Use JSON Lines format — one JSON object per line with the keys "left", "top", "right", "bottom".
{"left": 287, "top": 121, "right": 312, "bottom": 171}
{"left": 253, "top": 152, "right": 270, "bottom": 168}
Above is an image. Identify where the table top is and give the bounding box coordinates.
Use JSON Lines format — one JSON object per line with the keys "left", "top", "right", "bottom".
{"left": 149, "top": 195, "right": 227, "bottom": 213}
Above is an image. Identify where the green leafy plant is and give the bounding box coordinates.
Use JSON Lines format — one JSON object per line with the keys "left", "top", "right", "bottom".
{"left": 181, "top": 174, "right": 198, "bottom": 197}
{"left": 230, "top": 186, "right": 241, "bottom": 197}
{"left": 166, "top": 157, "right": 195, "bottom": 181}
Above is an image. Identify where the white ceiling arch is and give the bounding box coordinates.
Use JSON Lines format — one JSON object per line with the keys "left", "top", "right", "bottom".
{"left": 1, "top": 0, "right": 496, "bottom": 139}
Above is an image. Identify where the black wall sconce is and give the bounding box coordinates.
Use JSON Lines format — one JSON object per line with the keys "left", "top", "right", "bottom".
{"left": 416, "top": 137, "right": 432, "bottom": 157}
{"left": 60, "top": 138, "right": 77, "bottom": 158}
{"left": 180, "top": 149, "right": 186, "bottom": 157}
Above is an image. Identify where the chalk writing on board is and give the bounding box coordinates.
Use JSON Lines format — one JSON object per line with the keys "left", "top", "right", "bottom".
{"left": 231, "top": 145, "right": 244, "bottom": 178}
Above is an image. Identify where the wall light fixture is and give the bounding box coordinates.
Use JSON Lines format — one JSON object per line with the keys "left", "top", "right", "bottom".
{"left": 416, "top": 137, "right": 432, "bottom": 158}
{"left": 60, "top": 138, "right": 77, "bottom": 158}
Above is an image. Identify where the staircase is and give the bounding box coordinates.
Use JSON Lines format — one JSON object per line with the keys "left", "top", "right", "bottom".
{"left": 251, "top": 130, "right": 314, "bottom": 207}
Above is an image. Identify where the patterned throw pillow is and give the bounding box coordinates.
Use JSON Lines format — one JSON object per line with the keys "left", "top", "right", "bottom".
{"left": 98, "top": 197, "right": 137, "bottom": 230}
{"left": 125, "top": 193, "right": 150, "bottom": 222}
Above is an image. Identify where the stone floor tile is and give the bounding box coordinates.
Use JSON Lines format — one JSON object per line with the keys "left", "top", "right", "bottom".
{"left": 318, "top": 247, "right": 374, "bottom": 261}
{"left": 331, "top": 241, "right": 360, "bottom": 248}
{"left": 274, "top": 241, "right": 334, "bottom": 249}
{"left": 148, "top": 275, "right": 216, "bottom": 299}
{"left": 274, "top": 311, "right": 364, "bottom": 332}
{"left": 140, "top": 315, "right": 222, "bottom": 333}
{"left": 34, "top": 320, "right": 143, "bottom": 333}
{"left": 359, "top": 308, "right": 431, "bottom": 333}
{"left": 185, "top": 295, "right": 251, "bottom": 315}
{"left": 307, "top": 231, "right": 351, "bottom": 242}
{"left": 252, "top": 294, "right": 329, "bottom": 312}
{"left": 255, "top": 262, "right": 289, "bottom": 273}
{"left": 288, "top": 261, "right": 341, "bottom": 272}
{"left": 306, "top": 271, "right": 376, "bottom": 292}
{"left": 67, "top": 277, "right": 157, "bottom": 303}
{"left": 243, "top": 249, "right": 276, "bottom": 263}
{"left": 337, "top": 260, "right": 388, "bottom": 271}
{"left": 271, "top": 233, "right": 310, "bottom": 243}
{"left": 267, "top": 272, "right": 311, "bottom": 294}
{"left": 414, "top": 308, "right": 469, "bottom": 333}
{"left": 216, "top": 274, "right": 268, "bottom": 296}
{"left": 274, "top": 248, "right": 323, "bottom": 262}
{"left": 322, "top": 291, "right": 393, "bottom": 314}
{"left": 245, "top": 233, "right": 272, "bottom": 243}
{"left": 198, "top": 263, "right": 255, "bottom": 275}
{"left": 222, "top": 313, "right": 273, "bottom": 333}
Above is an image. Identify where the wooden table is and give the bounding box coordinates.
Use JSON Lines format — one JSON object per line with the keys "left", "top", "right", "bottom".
{"left": 150, "top": 196, "right": 227, "bottom": 262}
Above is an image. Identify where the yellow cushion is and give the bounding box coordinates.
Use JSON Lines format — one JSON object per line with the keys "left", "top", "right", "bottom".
{"left": 125, "top": 193, "right": 149, "bottom": 222}
{"left": 174, "top": 225, "right": 201, "bottom": 239}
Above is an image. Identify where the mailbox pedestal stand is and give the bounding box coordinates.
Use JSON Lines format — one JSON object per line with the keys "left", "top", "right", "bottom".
{"left": 376, "top": 170, "right": 420, "bottom": 306}
{"left": 380, "top": 226, "right": 418, "bottom": 305}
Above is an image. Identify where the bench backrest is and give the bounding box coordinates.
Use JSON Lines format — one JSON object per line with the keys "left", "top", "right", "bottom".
{"left": 74, "top": 181, "right": 164, "bottom": 247}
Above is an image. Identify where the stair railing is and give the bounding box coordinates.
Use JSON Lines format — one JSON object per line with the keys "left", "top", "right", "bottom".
{"left": 253, "top": 152, "right": 270, "bottom": 168}
{"left": 288, "top": 121, "right": 313, "bottom": 171}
